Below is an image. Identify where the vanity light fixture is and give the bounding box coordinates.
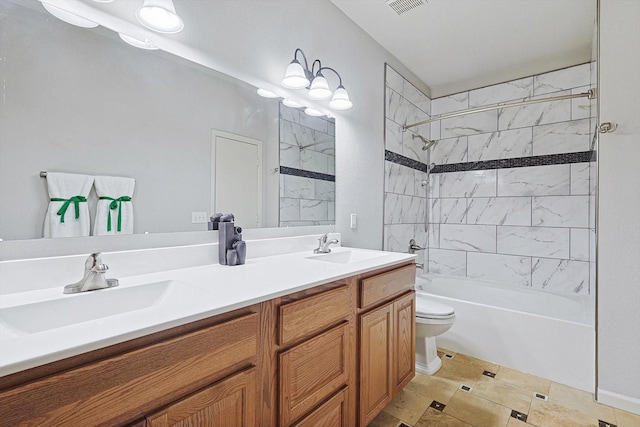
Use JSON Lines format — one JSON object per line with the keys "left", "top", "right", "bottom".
{"left": 282, "top": 99, "right": 304, "bottom": 108}
{"left": 282, "top": 48, "right": 353, "bottom": 110}
{"left": 257, "top": 88, "right": 279, "bottom": 98}
{"left": 41, "top": 2, "right": 98, "bottom": 28}
{"left": 304, "top": 107, "right": 325, "bottom": 117}
{"left": 136, "top": 0, "right": 184, "bottom": 34}
{"left": 119, "top": 33, "right": 159, "bottom": 50}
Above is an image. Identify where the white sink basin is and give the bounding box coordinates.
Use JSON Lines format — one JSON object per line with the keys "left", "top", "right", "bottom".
{"left": 306, "top": 250, "right": 387, "bottom": 264}
{"left": 0, "top": 280, "right": 204, "bottom": 336}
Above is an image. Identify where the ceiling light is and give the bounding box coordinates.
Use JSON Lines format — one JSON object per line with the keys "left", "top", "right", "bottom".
{"left": 91, "top": 0, "right": 114, "bottom": 3}
{"left": 329, "top": 85, "right": 353, "bottom": 110}
{"left": 304, "top": 108, "right": 324, "bottom": 117}
{"left": 282, "top": 99, "right": 304, "bottom": 108}
{"left": 41, "top": 2, "right": 98, "bottom": 28}
{"left": 119, "top": 33, "right": 159, "bottom": 50}
{"left": 281, "top": 48, "right": 353, "bottom": 110}
{"left": 136, "top": 0, "right": 184, "bottom": 34}
{"left": 257, "top": 88, "right": 279, "bottom": 98}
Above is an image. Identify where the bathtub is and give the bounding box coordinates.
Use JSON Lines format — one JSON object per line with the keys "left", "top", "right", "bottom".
{"left": 416, "top": 273, "right": 595, "bottom": 392}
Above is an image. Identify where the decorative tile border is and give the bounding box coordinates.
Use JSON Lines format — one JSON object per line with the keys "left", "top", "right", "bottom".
{"left": 385, "top": 150, "right": 596, "bottom": 175}
{"left": 431, "top": 151, "right": 596, "bottom": 174}
{"left": 385, "top": 150, "right": 428, "bottom": 172}
{"left": 279, "top": 166, "right": 335, "bottom": 182}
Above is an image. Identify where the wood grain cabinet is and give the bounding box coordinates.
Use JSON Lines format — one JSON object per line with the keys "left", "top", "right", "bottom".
{"left": 0, "top": 262, "right": 415, "bottom": 427}
{"left": 357, "top": 264, "right": 416, "bottom": 427}
{"left": 276, "top": 283, "right": 354, "bottom": 427}
{"left": 146, "top": 367, "right": 257, "bottom": 427}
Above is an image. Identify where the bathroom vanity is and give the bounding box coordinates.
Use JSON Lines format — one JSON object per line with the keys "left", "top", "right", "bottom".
{"left": 0, "top": 242, "right": 415, "bottom": 427}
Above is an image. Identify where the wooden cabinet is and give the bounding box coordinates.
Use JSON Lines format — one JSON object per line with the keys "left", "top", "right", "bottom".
{"left": 0, "top": 261, "right": 414, "bottom": 427}
{"left": 393, "top": 292, "right": 416, "bottom": 393}
{"left": 146, "top": 367, "right": 256, "bottom": 427}
{"left": 357, "top": 264, "right": 416, "bottom": 427}
{"left": 359, "top": 303, "right": 393, "bottom": 425}
{"left": 276, "top": 283, "right": 355, "bottom": 427}
{"left": 292, "top": 387, "right": 349, "bottom": 427}
{"left": 279, "top": 323, "right": 350, "bottom": 426}
{"left": 0, "top": 311, "right": 259, "bottom": 427}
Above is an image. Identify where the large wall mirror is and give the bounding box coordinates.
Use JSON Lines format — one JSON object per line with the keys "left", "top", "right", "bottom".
{"left": 0, "top": 0, "right": 335, "bottom": 241}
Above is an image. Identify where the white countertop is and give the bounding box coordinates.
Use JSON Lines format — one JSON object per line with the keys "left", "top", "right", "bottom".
{"left": 0, "top": 246, "right": 414, "bottom": 377}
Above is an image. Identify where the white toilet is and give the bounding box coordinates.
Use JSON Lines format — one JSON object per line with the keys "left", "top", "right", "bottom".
{"left": 415, "top": 293, "right": 456, "bottom": 375}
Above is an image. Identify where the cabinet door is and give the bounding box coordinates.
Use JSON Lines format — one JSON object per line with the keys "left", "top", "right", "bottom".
{"left": 359, "top": 304, "right": 393, "bottom": 427}
{"left": 146, "top": 367, "right": 256, "bottom": 427}
{"left": 393, "top": 292, "right": 415, "bottom": 395}
{"left": 280, "top": 323, "right": 350, "bottom": 426}
{"left": 292, "top": 387, "right": 348, "bottom": 427}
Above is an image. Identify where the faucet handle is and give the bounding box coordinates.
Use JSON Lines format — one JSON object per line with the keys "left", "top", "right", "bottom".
{"left": 84, "top": 252, "right": 108, "bottom": 272}
{"left": 408, "top": 239, "right": 426, "bottom": 253}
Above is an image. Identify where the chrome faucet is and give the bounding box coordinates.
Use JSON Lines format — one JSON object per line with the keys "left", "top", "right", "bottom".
{"left": 63, "top": 252, "right": 119, "bottom": 294}
{"left": 408, "top": 239, "right": 426, "bottom": 254}
{"left": 409, "top": 239, "right": 426, "bottom": 270}
{"left": 314, "top": 233, "right": 340, "bottom": 254}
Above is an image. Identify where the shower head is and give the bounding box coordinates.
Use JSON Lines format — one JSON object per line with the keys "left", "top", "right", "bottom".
{"left": 411, "top": 133, "right": 437, "bottom": 151}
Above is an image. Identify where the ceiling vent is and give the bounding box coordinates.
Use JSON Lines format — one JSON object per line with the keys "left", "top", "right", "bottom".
{"left": 385, "top": 0, "right": 426, "bottom": 15}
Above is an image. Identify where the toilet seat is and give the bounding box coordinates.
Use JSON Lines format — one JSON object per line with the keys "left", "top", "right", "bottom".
{"left": 416, "top": 298, "right": 455, "bottom": 320}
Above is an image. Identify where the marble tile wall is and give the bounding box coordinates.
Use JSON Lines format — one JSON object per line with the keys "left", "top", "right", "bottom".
{"left": 279, "top": 103, "right": 336, "bottom": 227}
{"left": 425, "top": 63, "right": 597, "bottom": 295}
{"left": 383, "top": 65, "right": 432, "bottom": 267}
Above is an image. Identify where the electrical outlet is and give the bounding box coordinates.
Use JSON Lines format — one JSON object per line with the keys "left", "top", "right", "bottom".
{"left": 192, "top": 212, "right": 208, "bottom": 224}
{"left": 350, "top": 213, "right": 357, "bottom": 229}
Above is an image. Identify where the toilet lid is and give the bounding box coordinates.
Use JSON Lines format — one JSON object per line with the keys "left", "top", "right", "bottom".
{"left": 416, "top": 299, "right": 455, "bottom": 318}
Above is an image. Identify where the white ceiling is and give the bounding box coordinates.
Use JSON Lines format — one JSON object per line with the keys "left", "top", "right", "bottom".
{"left": 330, "top": 0, "right": 596, "bottom": 98}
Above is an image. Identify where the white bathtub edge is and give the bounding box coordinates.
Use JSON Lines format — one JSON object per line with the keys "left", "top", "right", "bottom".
{"left": 597, "top": 388, "right": 640, "bottom": 416}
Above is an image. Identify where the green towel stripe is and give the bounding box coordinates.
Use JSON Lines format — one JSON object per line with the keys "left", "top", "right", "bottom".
{"left": 99, "top": 196, "right": 132, "bottom": 232}
{"left": 51, "top": 196, "right": 87, "bottom": 223}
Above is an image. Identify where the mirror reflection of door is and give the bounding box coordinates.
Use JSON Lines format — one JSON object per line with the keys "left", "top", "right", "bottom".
{"left": 211, "top": 130, "right": 262, "bottom": 228}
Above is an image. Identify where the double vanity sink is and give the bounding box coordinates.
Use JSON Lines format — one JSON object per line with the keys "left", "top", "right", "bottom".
{"left": 0, "top": 245, "right": 410, "bottom": 376}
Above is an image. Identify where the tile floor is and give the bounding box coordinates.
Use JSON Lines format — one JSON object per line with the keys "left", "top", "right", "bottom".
{"left": 369, "top": 349, "right": 640, "bottom": 427}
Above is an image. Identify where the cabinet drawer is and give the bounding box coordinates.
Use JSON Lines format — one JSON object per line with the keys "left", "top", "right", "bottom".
{"left": 0, "top": 313, "right": 258, "bottom": 427}
{"left": 147, "top": 367, "right": 256, "bottom": 427}
{"left": 279, "top": 322, "right": 350, "bottom": 426}
{"left": 292, "top": 387, "right": 348, "bottom": 427}
{"left": 359, "top": 264, "right": 415, "bottom": 309}
{"left": 279, "top": 284, "right": 350, "bottom": 346}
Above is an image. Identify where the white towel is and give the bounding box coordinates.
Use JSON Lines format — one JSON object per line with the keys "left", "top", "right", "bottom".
{"left": 93, "top": 175, "right": 135, "bottom": 236}
{"left": 44, "top": 172, "right": 94, "bottom": 238}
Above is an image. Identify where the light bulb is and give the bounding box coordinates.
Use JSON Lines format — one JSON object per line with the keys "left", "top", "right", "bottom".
{"left": 283, "top": 99, "right": 304, "bottom": 108}
{"left": 136, "top": 0, "right": 184, "bottom": 34}
{"left": 308, "top": 75, "right": 332, "bottom": 100}
{"left": 257, "top": 88, "right": 279, "bottom": 98}
{"left": 304, "top": 107, "right": 324, "bottom": 117}
{"left": 41, "top": 2, "right": 98, "bottom": 28}
{"left": 119, "top": 33, "right": 159, "bottom": 50}
{"left": 282, "top": 60, "right": 309, "bottom": 89}
{"left": 329, "top": 85, "right": 353, "bottom": 110}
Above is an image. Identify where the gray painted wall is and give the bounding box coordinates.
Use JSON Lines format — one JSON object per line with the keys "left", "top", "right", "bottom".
{"left": 597, "top": 0, "right": 640, "bottom": 408}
